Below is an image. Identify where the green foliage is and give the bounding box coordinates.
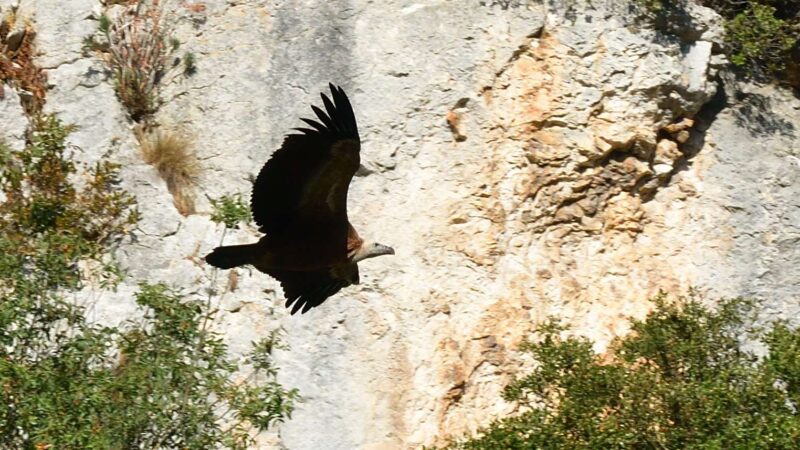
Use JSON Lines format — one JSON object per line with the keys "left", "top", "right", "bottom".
{"left": 0, "top": 118, "right": 296, "bottom": 449}
{"left": 0, "top": 115, "right": 138, "bottom": 289}
{"left": 764, "top": 322, "right": 800, "bottom": 407}
{"left": 184, "top": 51, "right": 197, "bottom": 76}
{"left": 1, "top": 281, "right": 299, "bottom": 449}
{"left": 97, "top": 13, "right": 111, "bottom": 33}
{"left": 107, "top": 284, "right": 297, "bottom": 449}
{"left": 211, "top": 194, "right": 252, "bottom": 229}
{"left": 636, "top": 0, "right": 799, "bottom": 84}
{"left": 634, "top": 0, "right": 671, "bottom": 15}
{"left": 700, "top": 0, "right": 800, "bottom": 19}
{"left": 725, "top": 2, "right": 796, "bottom": 76}
{"left": 451, "top": 294, "right": 800, "bottom": 449}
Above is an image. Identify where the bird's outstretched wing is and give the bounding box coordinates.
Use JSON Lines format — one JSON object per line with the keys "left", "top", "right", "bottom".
{"left": 268, "top": 266, "right": 358, "bottom": 314}
{"left": 251, "top": 83, "right": 361, "bottom": 235}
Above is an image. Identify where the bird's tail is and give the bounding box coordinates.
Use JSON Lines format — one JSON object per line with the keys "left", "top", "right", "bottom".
{"left": 205, "top": 243, "right": 259, "bottom": 269}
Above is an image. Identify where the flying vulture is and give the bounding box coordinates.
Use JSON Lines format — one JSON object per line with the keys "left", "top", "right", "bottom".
{"left": 205, "top": 84, "right": 394, "bottom": 314}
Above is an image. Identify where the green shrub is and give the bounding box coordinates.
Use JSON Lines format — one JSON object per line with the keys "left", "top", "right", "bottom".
{"left": 636, "top": 0, "right": 799, "bottom": 85}
{"left": 0, "top": 115, "right": 138, "bottom": 289}
{"left": 725, "top": 2, "right": 796, "bottom": 77}
{"left": 450, "top": 294, "right": 800, "bottom": 449}
{"left": 211, "top": 194, "right": 252, "bottom": 229}
{"left": 0, "top": 117, "right": 296, "bottom": 449}
{"left": 700, "top": 0, "right": 800, "bottom": 19}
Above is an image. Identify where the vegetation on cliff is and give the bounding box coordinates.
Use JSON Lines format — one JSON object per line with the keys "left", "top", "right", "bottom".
{"left": 451, "top": 294, "right": 800, "bottom": 449}
{"left": 84, "top": 1, "right": 195, "bottom": 123}
{"left": 0, "top": 117, "right": 297, "bottom": 450}
{"left": 640, "top": 0, "right": 799, "bottom": 86}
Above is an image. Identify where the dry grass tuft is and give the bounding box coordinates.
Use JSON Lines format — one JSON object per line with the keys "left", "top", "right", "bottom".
{"left": 137, "top": 128, "right": 199, "bottom": 215}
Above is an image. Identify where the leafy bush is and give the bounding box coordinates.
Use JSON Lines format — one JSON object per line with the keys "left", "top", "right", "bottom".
{"left": 636, "top": 0, "right": 799, "bottom": 85}
{"left": 725, "top": 2, "right": 796, "bottom": 77}
{"left": 701, "top": 0, "right": 800, "bottom": 19}
{"left": 0, "top": 115, "right": 138, "bottom": 288}
{"left": 211, "top": 194, "right": 252, "bottom": 229}
{"left": 450, "top": 294, "right": 800, "bottom": 449}
{"left": 0, "top": 117, "right": 297, "bottom": 449}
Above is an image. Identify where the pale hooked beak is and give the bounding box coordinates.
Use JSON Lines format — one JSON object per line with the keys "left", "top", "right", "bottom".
{"left": 375, "top": 244, "right": 395, "bottom": 256}
{"left": 354, "top": 242, "right": 396, "bottom": 262}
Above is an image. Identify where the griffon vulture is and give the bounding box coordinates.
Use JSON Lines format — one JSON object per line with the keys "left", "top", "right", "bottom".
{"left": 205, "top": 84, "right": 394, "bottom": 314}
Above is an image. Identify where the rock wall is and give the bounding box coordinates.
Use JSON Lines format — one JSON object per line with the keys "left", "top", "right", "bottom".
{"left": 1, "top": 0, "right": 798, "bottom": 449}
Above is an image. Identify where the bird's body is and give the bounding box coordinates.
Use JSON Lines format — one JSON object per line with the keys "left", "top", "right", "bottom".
{"left": 205, "top": 84, "right": 394, "bottom": 314}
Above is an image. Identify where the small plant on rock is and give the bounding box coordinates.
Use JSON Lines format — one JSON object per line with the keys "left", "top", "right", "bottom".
{"left": 183, "top": 50, "right": 197, "bottom": 75}
{"left": 87, "top": 0, "right": 193, "bottom": 122}
{"left": 211, "top": 194, "right": 252, "bottom": 229}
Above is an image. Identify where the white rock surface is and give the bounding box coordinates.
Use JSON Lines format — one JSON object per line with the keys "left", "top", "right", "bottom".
{"left": 0, "top": 88, "right": 27, "bottom": 150}
{"left": 1, "top": 1, "right": 799, "bottom": 449}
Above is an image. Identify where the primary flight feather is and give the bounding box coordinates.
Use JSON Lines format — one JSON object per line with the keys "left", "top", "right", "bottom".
{"left": 205, "top": 84, "right": 394, "bottom": 314}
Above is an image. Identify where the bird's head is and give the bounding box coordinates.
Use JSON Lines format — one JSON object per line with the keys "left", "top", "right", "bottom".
{"left": 352, "top": 242, "right": 395, "bottom": 262}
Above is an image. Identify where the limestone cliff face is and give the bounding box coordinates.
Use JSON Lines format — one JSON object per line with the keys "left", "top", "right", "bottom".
{"left": 1, "top": 1, "right": 799, "bottom": 449}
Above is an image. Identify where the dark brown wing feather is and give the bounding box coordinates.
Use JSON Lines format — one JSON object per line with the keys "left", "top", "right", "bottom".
{"left": 268, "top": 267, "right": 358, "bottom": 314}
{"left": 251, "top": 84, "right": 360, "bottom": 235}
